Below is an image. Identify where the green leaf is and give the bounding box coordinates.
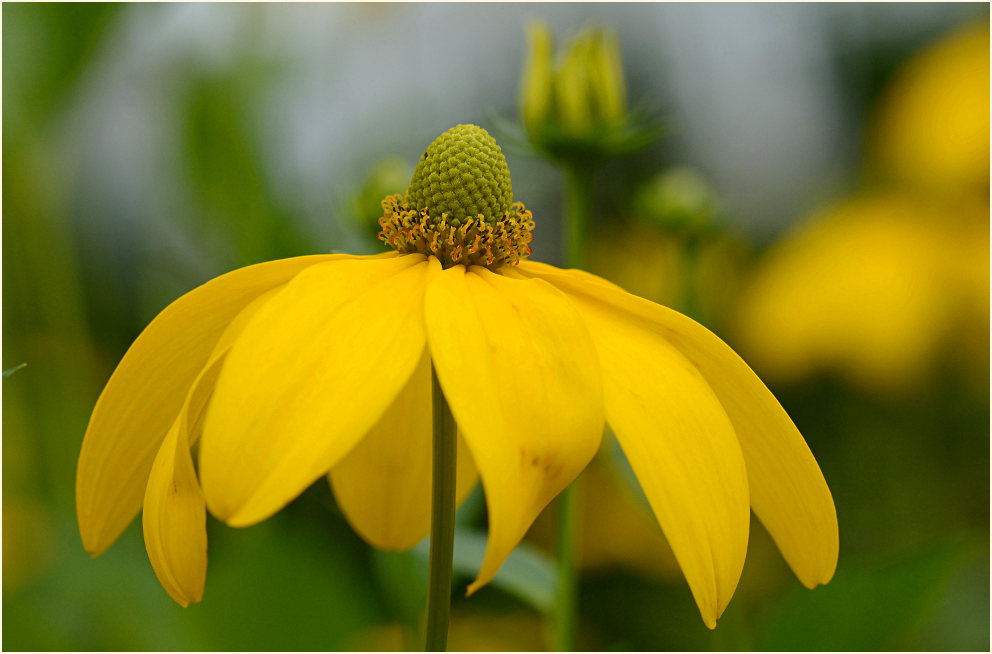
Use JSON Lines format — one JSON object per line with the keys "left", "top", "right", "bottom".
{"left": 180, "top": 68, "right": 311, "bottom": 267}
{"left": 754, "top": 535, "right": 980, "bottom": 651}
{"left": 372, "top": 548, "right": 428, "bottom": 640}
{"left": 413, "top": 527, "right": 559, "bottom": 613}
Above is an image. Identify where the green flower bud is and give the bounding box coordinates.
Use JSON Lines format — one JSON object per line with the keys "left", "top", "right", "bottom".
{"left": 520, "top": 25, "right": 629, "bottom": 141}
{"left": 556, "top": 28, "right": 627, "bottom": 134}
{"left": 348, "top": 157, "right": 412, "bottom": 245}
{"left": 635, "top": 167, "right": 719, "bottom": 232}
{"left": 517, "top": 24, "right": 655, "bottom": 170}
{"left": 520, "top": 21, "right": 555, "bottom": 137}
{"left": 588, "top": 30, "right": 626, "bottom": 125}
{"left": 555, "top": 33, "right": 595, "bottom": 134}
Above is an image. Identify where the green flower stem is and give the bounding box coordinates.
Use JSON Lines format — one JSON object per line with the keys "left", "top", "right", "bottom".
{"left": 554, "top": 162, "right": 595, "bottom": 652}
{"left": 563, "top": 165, "right": 595, "bottom": 269}
{"left": 425, "top": 364, "right": 457, "bottom": 652}
{"left": 553, "top": 481, "right": 580, "bottom": 651}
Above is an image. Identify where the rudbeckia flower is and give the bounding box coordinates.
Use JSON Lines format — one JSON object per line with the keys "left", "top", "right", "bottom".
{"left": 868, "top": 21, "right": 989, "bottom": 198}
{"left": 736, "top": 22, "right": 990, "bottom": 396}
{"left": 76, "top": 124, "right": 837, "bottom": 629}
{"left": 734, "top": 194, "right": 987, "bottom": 394}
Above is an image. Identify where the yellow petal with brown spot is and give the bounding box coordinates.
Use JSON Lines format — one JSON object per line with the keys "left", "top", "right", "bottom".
{"left": 424, "top": 265, "right": 604, "bottom": 593}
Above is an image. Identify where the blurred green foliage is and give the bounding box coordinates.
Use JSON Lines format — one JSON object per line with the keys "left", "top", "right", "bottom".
{"left": 181, "top": 69, "right": 311, "bottom": 267}
{"left": 3, "top": 4, "right": 988, "bottom": 652}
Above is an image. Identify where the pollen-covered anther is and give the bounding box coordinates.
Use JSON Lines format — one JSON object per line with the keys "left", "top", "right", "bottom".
{"left": 378, "top": 195, "right": 535, "bottom": 269}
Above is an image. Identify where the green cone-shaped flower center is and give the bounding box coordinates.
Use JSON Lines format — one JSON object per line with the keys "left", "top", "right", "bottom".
{"left": 406, "top": 124, "right": 513, "bottom": 225}
{"left": 379, "top": 124, "right": 534, "bottom": 268}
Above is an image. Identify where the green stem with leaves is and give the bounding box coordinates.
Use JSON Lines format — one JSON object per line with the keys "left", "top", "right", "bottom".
{"left": 425, "top": 365, "right": 457, "bottom": 652}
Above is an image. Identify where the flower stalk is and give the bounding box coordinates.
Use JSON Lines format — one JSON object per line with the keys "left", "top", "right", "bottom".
{"left": 425, "top": 364, "right": 457, "bottom": 652}
{"left": 551, "top": 162, "right": 595, "bottom": 651}
{"left": 564, "top": 165, "right": 595, "bottom": 269}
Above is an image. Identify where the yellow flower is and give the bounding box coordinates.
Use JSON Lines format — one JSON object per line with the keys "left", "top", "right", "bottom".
{"left": 737, "top": 22, "right": 990, "bottom": 395}
{"left": 868, "top": 22, "right": 989, "bottom": 198}
{"left": 735, "top": 193, "right": 988, "bottom": 394}
{"left": 76, "top": 124, "right": 837, "bottom": 629}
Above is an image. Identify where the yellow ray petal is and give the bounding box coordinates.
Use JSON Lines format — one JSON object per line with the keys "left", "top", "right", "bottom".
{"left": 77, "top": 253, "right": 346, "bottom": 555}
{"left": 200, "top": 254, "right": 438, "bottom": 527}
{"left": 561, "top": 290, "right": 750, "bottom": 629}
{"left": 141, "top": 285, "right": 286, "bottom": 606}
{"left": 519, "top": 261, "right": 839, "bottom": 589}
{"left": 142, "top": 418, "right": 205, "bottom": 607}
{"left": 514, "top": 258, "right": 627, "bottom": 292}
{"left": 328, "top": 349, "right": 479, "bottom": 551}
{"left": 424, "top": 265, "right": 604, "bottom": 593}
{"left": 186, "top": 286, "right": 289, "bottom": 445}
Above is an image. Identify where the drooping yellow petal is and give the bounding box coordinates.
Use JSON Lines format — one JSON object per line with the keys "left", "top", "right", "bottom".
{"left": 200, "top": 254, "right": 438, "bottom": 527}
{"left": 140, "top": 286, "right": 284, "bottom": 606}
{"left": 424, "top": 265, "right": 604, "bottom": 593}
{"left": 141, "top": 359, "right": 221, "bottom": 608}
{"left": 77, "top": 253, "right": 348, "bottom": 555}
{"left": 142, "top": 418, "right": 205, "bottom": 607}
{"left": 558, "top": 288, "right": 750, "bottom": 629}
{"left": 328, "top": 349, "right": 479, "bottom": 551}
{"left": 519, "top": 261, "right": 839, "bottom": 589}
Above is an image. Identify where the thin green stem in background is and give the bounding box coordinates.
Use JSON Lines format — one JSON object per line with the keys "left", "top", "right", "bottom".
{"left": 425, "top": 365, "right": 458, "bottom": 652}
{"left": 555, "top": 162, "right": 596, "bottom": 651}
{"left": 553, "top": 480, "right": 580, "bottom": 651}
{"left": 679, "top": 232, "right": 702, "bottom": 321}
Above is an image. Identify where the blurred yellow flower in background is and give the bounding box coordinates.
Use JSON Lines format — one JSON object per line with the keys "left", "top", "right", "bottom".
{"left": 868, "top": 22, "right": 990, "bottom": 198}
{"left": 588, "top": 222, "right": 685, "bottom": 308}
{"left": 587, "top": 221, "right": 745, "bottom": 322}
{"left": 77, "top": 124, "right": 837, "bottom": 630}
{"left": 736, "top": 195, "right": 986, "bottom": 392}
{"left": 735, "top": 22, "right": 989, "bottom": 394}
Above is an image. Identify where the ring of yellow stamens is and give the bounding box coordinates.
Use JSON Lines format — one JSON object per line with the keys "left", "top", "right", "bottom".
{"left": 378, "top": 194, "right": 535, "bottom": 268}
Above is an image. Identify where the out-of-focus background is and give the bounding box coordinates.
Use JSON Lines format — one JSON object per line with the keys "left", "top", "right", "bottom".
{"left": 3, "top": 3, "right": 988, "bottom": 651}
